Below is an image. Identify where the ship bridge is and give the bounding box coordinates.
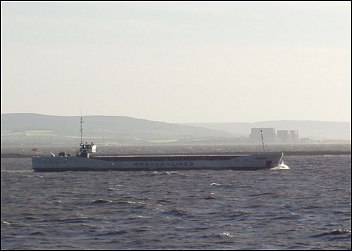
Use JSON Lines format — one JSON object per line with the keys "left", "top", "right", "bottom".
{"left": 79, "top": 142, "right": 96, "bottom": 158}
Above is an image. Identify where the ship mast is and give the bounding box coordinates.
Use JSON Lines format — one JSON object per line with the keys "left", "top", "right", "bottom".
{"left": 260, "top": 129, "right": 266, "bottom": 152}
{"left": 80, "top": 116, "right": 83, "bottom": 145}
{"left": 78, "top": 116, "right": 96, "bottom": 158}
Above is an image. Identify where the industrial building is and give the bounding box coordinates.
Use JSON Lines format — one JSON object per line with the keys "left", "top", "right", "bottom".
{"left": 250, "top": 128, "right": 299, "bottom": 143}
{"left": 249, "top": 128, "right": 276, "bottom": 143}
{"left": 277, "top": 130, "right": 299, "bottom": 143}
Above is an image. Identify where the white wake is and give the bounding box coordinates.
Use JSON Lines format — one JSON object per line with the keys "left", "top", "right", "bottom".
{"left": 271, "top": 161, "right": 290, "bottom": 170}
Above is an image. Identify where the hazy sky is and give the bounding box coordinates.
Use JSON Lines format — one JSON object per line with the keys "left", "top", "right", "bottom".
{"left": 1, "top": 1, "right": 351, "bottom": 123}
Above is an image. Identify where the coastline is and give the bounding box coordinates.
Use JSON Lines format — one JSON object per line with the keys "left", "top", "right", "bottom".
{"left": 2, "top": 143, "right": 350, "bottom": 158}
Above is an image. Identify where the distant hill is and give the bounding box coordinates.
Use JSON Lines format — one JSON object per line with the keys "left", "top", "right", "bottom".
{"left": 187, "top": 121, "right": 351, "bottom": 140}
{"left": 1, "top": 113, "right": 350, "bottom": 147}
{"left": 1, "top": 113, "right": 232, "bottom": 146}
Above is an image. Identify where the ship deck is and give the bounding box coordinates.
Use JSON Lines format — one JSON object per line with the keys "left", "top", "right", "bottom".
{"left": 91, "top": 154, "right": 258, "bottom": 162}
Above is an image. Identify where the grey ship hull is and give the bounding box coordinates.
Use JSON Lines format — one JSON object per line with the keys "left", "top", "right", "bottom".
{"left": 32, "top": 152, "right": 283, "bottom": 172}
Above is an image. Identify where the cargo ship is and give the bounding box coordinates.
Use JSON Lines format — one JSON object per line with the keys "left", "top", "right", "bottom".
{"left": 32, "top": 118, "right": 284, "bottom": 172}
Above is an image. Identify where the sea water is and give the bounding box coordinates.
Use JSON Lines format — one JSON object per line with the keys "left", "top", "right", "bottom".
{"left": 1, "top": 154, "right": 351, "bottom": 249}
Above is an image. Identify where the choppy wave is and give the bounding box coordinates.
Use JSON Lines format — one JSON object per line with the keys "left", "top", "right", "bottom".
{"left": 92, "top": 199, "right": 114, "bottom": 204}
{"left": 311, "top": 229, "right": 351, "bottom": 239}
{"left": 1, "top": 155, "right": 351, "bottom": 250}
